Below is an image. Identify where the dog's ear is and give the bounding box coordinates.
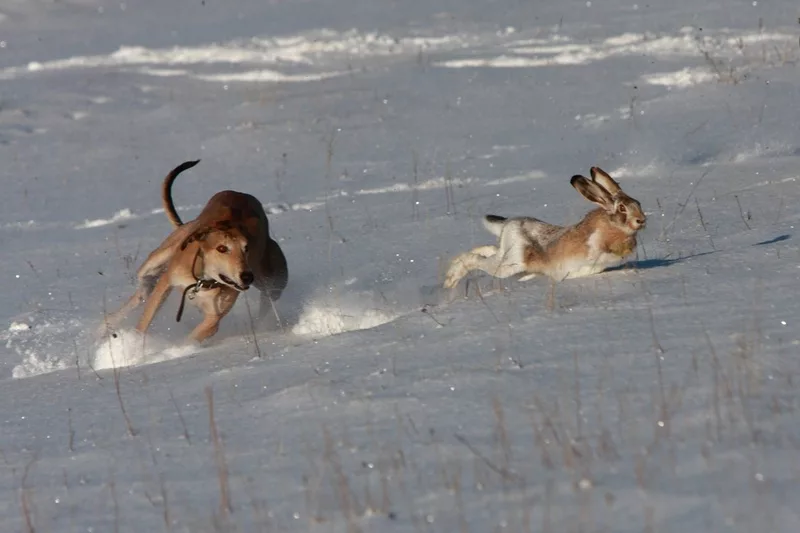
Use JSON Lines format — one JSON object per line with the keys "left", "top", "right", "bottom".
{"left": 239, "top": 217, "right": 260, "bottom": 242}
{"left": 215, "top": 219, "right": 255, "bottom": 242}
{"left": 180, "top": 227, "right": 212, "bottom": 250}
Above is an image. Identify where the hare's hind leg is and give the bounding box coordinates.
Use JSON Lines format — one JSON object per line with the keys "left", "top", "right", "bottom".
{"left": 444, "top": 245, "right": 494, "bottom": 288}
{"left": 443, "top": 244, "right": 526, "bottom": 288}
{"left": 517, "top": 245, "right": 548, "bottom": 281}
{"left": 516, "top": 242, "right": 554, "bottom": 281}
{"left": 470, "top": 246, "right": 497, "bottom": 257}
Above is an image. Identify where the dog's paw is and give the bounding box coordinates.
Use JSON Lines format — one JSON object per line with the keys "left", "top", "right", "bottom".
{"left": 93, "top": 322, "right": 118, "bottom": 343}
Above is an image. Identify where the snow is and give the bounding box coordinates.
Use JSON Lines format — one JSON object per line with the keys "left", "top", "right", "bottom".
{"left": 75, "top": 208, "right": 136, "bottom": 229}
{"left": 1, "top": 0, "right": 800, "bottom": 531}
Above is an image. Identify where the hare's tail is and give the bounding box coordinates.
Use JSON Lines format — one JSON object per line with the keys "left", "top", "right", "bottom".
{"left": 482, "top": 214, "right": 507, "bottom": 237}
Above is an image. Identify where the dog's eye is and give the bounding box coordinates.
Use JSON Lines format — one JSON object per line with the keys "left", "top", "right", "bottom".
{"left": 216, "top": 245, "right": 229, "bottom": 254}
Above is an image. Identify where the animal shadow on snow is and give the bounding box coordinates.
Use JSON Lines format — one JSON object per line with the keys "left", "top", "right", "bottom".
{"left": 617, "top": 250, "right": 716, "bottom": 272}
{"left": 752, "top": 234, "right": 790, "bottom": 246}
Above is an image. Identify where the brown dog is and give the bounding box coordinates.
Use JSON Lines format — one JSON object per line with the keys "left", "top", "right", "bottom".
{"left": 103, "top": 160, "right": 288, "bottom": 341}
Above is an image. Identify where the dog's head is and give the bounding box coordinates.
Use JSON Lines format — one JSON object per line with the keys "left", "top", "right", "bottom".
{"left": 182, "top": 224, "right": 254, "bottom": 291}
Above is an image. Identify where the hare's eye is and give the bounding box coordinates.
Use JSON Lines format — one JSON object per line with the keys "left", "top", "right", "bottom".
{"left": 216, "top": 244, "right": 229, "bottom": 254}
{"left": 618, "top": 204, "right": 627, "bottom": 214}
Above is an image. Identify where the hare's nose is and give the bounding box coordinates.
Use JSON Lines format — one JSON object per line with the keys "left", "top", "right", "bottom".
{"left": 635, "top": 218, "right": 645, "bottom": 226}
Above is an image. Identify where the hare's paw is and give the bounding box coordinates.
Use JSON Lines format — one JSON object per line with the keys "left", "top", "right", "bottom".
{"left": 443, "top": 258, "right": 469, "bottom": 289}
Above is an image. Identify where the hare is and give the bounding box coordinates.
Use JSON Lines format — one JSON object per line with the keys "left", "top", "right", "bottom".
{"left": 443, "top": 167, "right": 645, "bottom": 288}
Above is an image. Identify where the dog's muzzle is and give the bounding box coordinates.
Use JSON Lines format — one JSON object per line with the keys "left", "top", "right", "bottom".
{"left": 218, "top": 274, "right": 249, "bottom": 292}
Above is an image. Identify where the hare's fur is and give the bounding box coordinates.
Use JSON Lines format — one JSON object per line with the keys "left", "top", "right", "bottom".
{"left": 444, "top": 167, "right": 645, "bottom": 288}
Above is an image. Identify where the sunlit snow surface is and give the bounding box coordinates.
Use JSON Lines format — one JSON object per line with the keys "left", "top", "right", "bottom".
{"left": 0, "top": 0, "right": 799, "bottom": 531}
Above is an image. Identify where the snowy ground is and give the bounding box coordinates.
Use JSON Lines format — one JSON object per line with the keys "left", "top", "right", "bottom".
{"left": 1, "top": 0, "right": 800, "bottom": 531}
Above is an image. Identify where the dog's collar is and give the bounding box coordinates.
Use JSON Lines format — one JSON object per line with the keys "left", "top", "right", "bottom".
{"left": 175, "top": 277, "right": 222, "bottom": 323}
{"left": 175, "top": 248, "right": 223, "bottom": 323}
{"left": 194, "top": 278, "right": 221, "bottom": 291}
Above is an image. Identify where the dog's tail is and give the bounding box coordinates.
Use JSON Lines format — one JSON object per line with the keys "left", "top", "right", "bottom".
{"left": 161, "top": 160, "right": 201, "bottom": 227}
{"left": 482, "top": 214, "right": 508, "bottom": 237}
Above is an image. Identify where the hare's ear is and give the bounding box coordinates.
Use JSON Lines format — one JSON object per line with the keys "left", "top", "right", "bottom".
{"left": 180, "top": 227, "right": 211, "bottom": 250}
{"left": 590, "top": 167, "right": 622, "bottom": 195}
{"left": 571, "top": 175, "right": 614, "bottom": 211}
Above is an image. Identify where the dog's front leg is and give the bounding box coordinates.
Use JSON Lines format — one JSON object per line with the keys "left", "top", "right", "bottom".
{"left": 136, "top": 276, "right": 173, "bottom": 335}
{"left": 190, "top": 288, "right": 237, "bottom": 342}
{"left": 189, "top": 316, "right": 223, "bottom": 343}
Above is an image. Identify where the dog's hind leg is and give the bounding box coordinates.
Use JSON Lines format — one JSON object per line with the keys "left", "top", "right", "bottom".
{"left": 136, "top": 275, "right": 173, "bottom": 335}
{"left": 99, "top": 256, "right": 168, "bottom": 337}
{"left": 100, "top": 286, "right": 145, "bottom": 337}
{"left": 255, "top": 238, "right": 288, "bottom": 319}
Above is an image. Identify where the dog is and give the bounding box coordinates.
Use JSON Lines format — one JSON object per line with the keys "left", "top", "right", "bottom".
{"left": 103, "top": 160, "right": 288, "bottom": 342}
{"left": 444, "top": 167, "right": 645, "bottom": 288}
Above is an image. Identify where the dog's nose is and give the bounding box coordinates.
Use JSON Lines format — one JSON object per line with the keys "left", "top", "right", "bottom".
{"left": 240, "top": 271, "right": 254, "bottom": 286}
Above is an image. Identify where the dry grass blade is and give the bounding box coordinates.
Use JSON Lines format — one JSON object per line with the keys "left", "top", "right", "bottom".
{"left": 206, "top": 386, "right": 232, "bottom": 518}
{"left": 20, "top": 454, "right": 37, "bottom": 533}
{"left": 113, "top": 366, "right": 137, "bottom": 437}
{"left": 454, "top": 433, "right": 524, "bottom": 485}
